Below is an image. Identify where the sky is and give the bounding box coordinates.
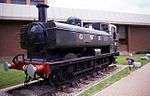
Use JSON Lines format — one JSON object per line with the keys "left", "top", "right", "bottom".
{"left": 48, "top": 0, "right": 150, "bottom": 14}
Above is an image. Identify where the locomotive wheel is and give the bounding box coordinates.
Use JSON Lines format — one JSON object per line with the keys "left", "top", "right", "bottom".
{"left": 47, "top": 55, "right": 114, "bottom": 86}
{"left": 64, "top": 53, "right": 77, "bottom": 80}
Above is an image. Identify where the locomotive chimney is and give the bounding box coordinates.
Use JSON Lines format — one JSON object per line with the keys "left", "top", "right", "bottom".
{"left": 36, "top": 4, "right": 49, "bottom": 22}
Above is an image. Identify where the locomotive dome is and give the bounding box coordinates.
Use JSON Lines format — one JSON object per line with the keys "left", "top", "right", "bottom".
{"left": 67, "top": 16, "right": 82, "bottom": 26}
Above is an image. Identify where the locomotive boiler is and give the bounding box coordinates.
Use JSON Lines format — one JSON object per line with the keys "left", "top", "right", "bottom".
{"left": 4, "top": 4, "right": 119, "bottom": 84}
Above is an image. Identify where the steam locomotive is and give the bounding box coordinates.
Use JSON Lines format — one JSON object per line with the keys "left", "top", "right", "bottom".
{"left": 4, "top": 4, "right": 119, "bottom": 83}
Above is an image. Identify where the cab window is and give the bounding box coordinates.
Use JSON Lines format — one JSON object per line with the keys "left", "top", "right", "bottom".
{"left": 111, "top": 27, "right": 116, "bottom": 39}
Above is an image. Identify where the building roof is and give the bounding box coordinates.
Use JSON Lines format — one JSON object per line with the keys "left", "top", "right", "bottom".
{"left": 1, "top": 3, "right": 150, "bottom": 25}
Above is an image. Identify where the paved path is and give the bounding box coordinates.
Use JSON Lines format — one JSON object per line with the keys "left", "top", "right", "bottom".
{"left": 95, "top": 63, "right": 150, "bottom": 96}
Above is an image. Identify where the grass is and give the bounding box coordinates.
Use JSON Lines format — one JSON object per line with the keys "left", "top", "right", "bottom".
{"left": 0, "top": 64, "right": 25, "bottom": 89}
{"left": 79, "top": 54, "right": 150, "bottom": 96}
{"left": 79, "top": 67, "right": 130, "bottom": 96}
{"left": 116, "top": 54, "right": 148, "bottom": 65}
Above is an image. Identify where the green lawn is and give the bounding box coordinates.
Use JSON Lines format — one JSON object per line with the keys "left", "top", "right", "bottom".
{"left": 79, "top": 54, "right": 150, "bottom": 96}
{"left": 116, "top": 54, "right": 148, "bottom": 65}
{"left": 79, "top": 67, "right": 130, "bottom": 96}
{"left": 0, "top": 64, "right": 25, "bottom": 89}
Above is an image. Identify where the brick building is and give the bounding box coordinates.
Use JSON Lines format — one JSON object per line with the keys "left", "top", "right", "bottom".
{"left": 0, "top": 1, "right": 150, "bottom": 57}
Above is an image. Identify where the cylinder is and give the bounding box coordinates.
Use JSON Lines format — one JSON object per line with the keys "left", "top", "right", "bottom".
{"left": 36, "top": 4, "right": 49, "bottom": 22}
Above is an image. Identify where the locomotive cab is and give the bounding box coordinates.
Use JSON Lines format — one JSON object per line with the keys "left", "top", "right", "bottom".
{"left": 108, "top": 24, "right": 119, "bottom": 53}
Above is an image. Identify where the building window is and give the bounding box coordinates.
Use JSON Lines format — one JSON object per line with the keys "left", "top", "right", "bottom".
{"left": 11, "top": 0, "right": 26, "bottom": 4}
{"left": 31, "top": 0, "right": 44, "bottom": 5}
{"left": 0, "top": 0, "right": 5, "bottom": 3}
{"left": 117, "top": 25, "right": 128, "bottom": 44}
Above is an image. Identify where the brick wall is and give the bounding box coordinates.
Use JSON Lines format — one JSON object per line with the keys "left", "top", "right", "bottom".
{"left": 0, "top": 20, "right": 29, "bottom": 57}
{"left": 119, "top": 44, "right": 128, "bottom": 51}
{"left": 128, "top": 25, "right": 150, "bottom": 53}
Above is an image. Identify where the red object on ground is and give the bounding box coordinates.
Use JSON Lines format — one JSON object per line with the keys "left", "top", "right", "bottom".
{"left": 95, "top": 63, "right": 150, "bottom": 96}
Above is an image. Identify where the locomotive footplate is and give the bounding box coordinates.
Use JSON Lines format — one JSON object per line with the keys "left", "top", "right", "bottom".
{"left": 23, "top": 52, "right": 118, "bottom": 66}
{"left": 47, "top": 52, "right": 119, "bottom": 66}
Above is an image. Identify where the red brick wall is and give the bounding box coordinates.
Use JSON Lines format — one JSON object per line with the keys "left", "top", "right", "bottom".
{"left": 0, "top": 20, "right": 30, "bottom": 57}
{"left": 119, "top": 44, "right": 128, "bottom": 52}
{"left": 128, "top": 25, "right": 150, "bottom": 53}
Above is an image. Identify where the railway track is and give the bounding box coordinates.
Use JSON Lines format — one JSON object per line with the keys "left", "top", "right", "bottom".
{"left": 0, "top": 64, "right": 126, "bottom": 96}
